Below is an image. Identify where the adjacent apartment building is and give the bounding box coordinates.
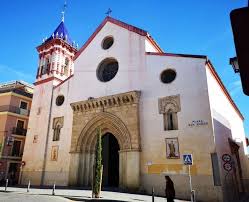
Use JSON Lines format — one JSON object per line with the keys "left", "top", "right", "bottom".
{"left": 0, "top": 81, "right": 33, "bottom": 185}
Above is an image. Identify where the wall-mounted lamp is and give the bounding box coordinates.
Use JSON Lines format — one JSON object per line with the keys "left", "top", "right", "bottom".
{"left": 229, "top": 57, "right": 240, "bottom": 73}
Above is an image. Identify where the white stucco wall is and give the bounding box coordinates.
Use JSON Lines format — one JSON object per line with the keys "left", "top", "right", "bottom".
{"left": 140, "top": 55, "right": 219, "bottom": 199}
{"left": 23, "top": 19, "right": 249, "bottom": 201}
{"left": 145, "top": 39, "right": 159, "bottom": 52}
{"left": 205, "top": 65, "right": 247, "bottom": 154}
{"left": 43, "top": 79, "right": 74, "bottom": 185}
{"left": 49, "top": 21, "right": 218, "bottom": 199}
{"left": 71, "top": 21, "right": 147, "bottom": 102}
{"left": 38, "top": 22, "right": 148, "bottom": 185}
{"left": 22, "top": 80, "right": 59, "bottom": 184}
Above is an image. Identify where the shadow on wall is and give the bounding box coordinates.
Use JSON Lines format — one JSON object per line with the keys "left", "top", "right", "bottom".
{"left": 64, "top": 196, "right": 128, "bottom": 202}
{"left": 213, "top": 118, "right": 247, "bottom": 202}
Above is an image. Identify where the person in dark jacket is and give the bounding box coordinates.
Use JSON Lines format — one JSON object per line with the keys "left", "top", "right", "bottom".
{"left": 165, "top": 175, "right": 175, "bottom": 202}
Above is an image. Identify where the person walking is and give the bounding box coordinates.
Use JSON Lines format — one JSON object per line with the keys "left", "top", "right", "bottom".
{"left": 165, "top": 175, "right": 175, "bottom": 202}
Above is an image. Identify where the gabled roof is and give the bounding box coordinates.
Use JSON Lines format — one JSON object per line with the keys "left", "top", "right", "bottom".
{"left": 46, "top": 21, "right": 73, "bottom": 45}
{"left": 146, "top": 52, "right": 207, "bottom": 59}
{"left": 74, "top": 16, "right": 163, "bottom": 60}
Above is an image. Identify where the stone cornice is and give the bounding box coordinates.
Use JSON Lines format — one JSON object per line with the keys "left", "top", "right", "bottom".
{"left": 71, "top": 90, "right": 141, "bottom": 113}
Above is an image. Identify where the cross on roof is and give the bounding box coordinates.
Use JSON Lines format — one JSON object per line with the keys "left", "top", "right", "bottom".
{"left": 105, "top": 8, "right": 112, "bottom": 17}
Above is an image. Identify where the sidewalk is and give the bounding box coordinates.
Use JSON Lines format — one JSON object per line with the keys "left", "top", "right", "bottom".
{"left": 0, "top": 187, "right": 189, "bottom": 202}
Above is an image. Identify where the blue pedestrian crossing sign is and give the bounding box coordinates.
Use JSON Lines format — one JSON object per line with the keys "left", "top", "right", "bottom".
{"left": 183, "top": 154, "right": 193, "bottom": 165}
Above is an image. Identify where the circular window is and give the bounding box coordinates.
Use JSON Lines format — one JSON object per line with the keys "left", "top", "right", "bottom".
{"left": 160, "top": 69, "right": 177, "bottom": 83}
{"left": 102, "top": 36, "right": 114, "bottom": 50}
{"left": 56, "top": 95, "right": 65, "bottom": 106}
{"left": 97, "top": 58, "right": 119, "bottom": 82}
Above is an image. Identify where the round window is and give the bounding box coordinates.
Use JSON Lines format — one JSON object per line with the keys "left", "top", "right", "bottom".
{"left": 56, "top": 95, "right": 65, "bottom": 106}
{"left": 97, "top": 58, "right": 119, "bottom": 82}
{"left": 102, "top": 36, "right": 114, "bottom": 50}
{"left": 160, "top": 69, "right": 177, "bottom": 83}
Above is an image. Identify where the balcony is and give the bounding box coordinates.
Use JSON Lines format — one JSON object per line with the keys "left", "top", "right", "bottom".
{"left": 0, "top": 88, "right": 33, "bottom": 99}
{"left": 8, "top": 153, "right": 23, "bottom": 160}
{"left": 0, "top": 105, "right": 30, "bottom": 116}
{"left": 12, "top": 127, "right": 27, "bottom": 136}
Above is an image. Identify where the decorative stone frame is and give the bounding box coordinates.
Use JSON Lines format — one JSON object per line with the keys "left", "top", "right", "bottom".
{"left": 52, "top": 117, "right": 64, "bottom": 141}
{"left": 158, "top": 95, "right": 181, "bottom": 131}
{"left": 69, "top": 91, "right": 141, "bottom": 190}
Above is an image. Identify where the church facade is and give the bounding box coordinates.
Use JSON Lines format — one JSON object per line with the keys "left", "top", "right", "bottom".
{"left": 21, "top": 17, "right": 249, "bottom": 202}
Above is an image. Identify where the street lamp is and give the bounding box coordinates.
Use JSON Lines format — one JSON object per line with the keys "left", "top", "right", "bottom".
{"left": 229, "top": 57, "right": 240, "bottom": 73}
{"left": 230, "top": 4, "right": 249, "bottom": 95}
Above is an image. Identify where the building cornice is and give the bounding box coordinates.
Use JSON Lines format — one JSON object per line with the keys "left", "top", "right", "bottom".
{"left": 37, "top": 38, "right": 77, "bottom": 53}
{"left": 0, "top": 92, "right": 32, "bottom": 102}
{"left": 146, "top": 52, "right": 207, "bottom": 59}
{"left": 71, "top": 91, "right": 141, "bottom": 113}
{"left": 0, "top": 112, "right": 29, "bottom": 119}
{"left": 34, "top": 77, "right": 63, "bottom": 86}
{"left": 54, "top": 75, "right": 74, "bottom": 89}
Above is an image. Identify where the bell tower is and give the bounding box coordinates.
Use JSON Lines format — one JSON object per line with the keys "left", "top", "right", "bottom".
{"left": 35, "top": 15, "right": 77, "bottom": 86}
{"left": 21, "top": 3, "right": 78, "bottom": 186}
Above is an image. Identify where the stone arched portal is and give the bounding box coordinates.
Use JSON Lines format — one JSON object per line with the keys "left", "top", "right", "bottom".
{"left": 69, "top": 91, "right": 141, "bottom": 190}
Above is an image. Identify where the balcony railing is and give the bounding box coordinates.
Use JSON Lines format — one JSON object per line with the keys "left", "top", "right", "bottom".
{"left": 0, "top": 105, "right": 30, "bottom": 116}
{"left": 10, "top": 153, "right": 23, "bottom": 158}
{"left": 12, "top": 127, "right": 27, "bottom": 136}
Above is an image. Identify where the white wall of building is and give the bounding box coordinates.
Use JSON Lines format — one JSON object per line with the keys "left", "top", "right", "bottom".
{"left": 50, "top": 22, "right": 218, "bottom": 199}
{"left": 22, "top": 19, "right": 248, "bottom": 201}
{"left": 205, "top": 65, "right": 247, "bottom": 154}
{"left": 43, "top": 79, "right": 74, "bottom": 185}
{"left": 22, "top": 81, "right": 55, "bottom": 184}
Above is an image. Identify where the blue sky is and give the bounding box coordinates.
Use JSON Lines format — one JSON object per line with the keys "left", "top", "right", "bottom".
{"left": 0, "top": 0, "right": 248, "bottom": 135}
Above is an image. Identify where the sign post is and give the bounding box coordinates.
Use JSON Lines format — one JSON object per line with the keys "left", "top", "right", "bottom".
{"left": 183, "top": 154, "right": 195, "bottom": 202}
{"left": 188, "top": 164, "right": 192, "bottom": 191}
{"left": 222, "top": 154, "right": 233, "bottom": 173}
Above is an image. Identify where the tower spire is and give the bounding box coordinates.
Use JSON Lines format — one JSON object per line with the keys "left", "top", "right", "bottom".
{"left": 61, "top": 1, "right": 67, "bottom": 22}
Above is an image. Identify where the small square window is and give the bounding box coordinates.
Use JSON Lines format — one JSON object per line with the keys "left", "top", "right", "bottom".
{"left": 20, "top": 101, "right": 28, "bottom": 110}
{"left": 17, "top": 120, "right": 25, "bottom": 129}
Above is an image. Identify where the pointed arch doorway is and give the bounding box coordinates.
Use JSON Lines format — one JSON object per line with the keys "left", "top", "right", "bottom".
{"left": 102, "top": 132, "right": 120, "bottom": 187}
{"left": 69, "top": 91, "right": 141, "bottom": 190}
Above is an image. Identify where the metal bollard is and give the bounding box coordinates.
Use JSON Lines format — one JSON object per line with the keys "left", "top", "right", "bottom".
{"left": 5, "top": 179, "right": 8, "bottom": 192}
{"left": 52, "top": 183, "right": 55, "bottom": 195}
{"left": 152, "top": 187, "right": 154, "bottom": 202}
{"left": 27, "top": 180, "right": 30, "bottom": 192}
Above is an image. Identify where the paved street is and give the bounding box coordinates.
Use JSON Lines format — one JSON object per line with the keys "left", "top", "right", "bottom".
{"left": 0, "top": 191, "right": 71, "bottom": 202}
{"left": 0, "top": 187, "right": 189, "bottom": 202}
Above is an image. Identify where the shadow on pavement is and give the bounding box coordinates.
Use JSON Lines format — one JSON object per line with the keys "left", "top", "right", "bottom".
{"left": 64, "top": 196, "right": 128, "bottom": 202}
{"left": 0, "top": 191, "right": 13, "bottom": 193}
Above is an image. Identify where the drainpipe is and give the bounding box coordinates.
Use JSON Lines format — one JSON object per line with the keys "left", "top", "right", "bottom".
{"left": 41, "top": 87, "right": 54, "bottom": 185}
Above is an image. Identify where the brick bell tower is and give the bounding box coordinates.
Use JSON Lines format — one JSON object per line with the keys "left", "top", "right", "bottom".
{"left": 35, "top": 16, "right": 77, "bottom": 86}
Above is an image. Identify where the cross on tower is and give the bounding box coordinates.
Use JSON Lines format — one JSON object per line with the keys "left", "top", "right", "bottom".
{"left": 61, "top": 1, "right": 67, "bottom": 22}
{"left": 105, "top": 8, "right": 112, "bottom": 17}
